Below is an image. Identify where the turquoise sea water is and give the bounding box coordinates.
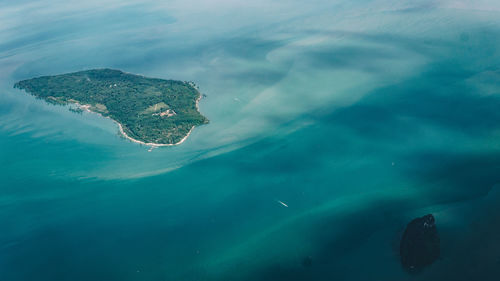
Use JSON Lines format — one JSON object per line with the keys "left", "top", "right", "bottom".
{"left": 2, "top": 1, "right": 500, "bottom": 280}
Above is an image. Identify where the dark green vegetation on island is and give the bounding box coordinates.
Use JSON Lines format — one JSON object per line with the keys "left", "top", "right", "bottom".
{"left": 14, "top": 69, "right": 208, "bottom": 144}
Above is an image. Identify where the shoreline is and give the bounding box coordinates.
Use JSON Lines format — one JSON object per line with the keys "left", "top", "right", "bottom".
{"left": 77, "top": 92, "right": 203, "bottom": 147}
{"left": 116, "top": 122, "right": 195, "bottom": 147}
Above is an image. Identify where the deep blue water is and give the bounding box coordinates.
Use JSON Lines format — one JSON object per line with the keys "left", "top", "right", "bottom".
{"left": 2, "top": 1, "right": 500, "bottom": 280}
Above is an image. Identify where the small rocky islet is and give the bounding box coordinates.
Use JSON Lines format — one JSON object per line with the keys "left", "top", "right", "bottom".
{"left": 400, "top": 214, "right": 440, "bottom": 273}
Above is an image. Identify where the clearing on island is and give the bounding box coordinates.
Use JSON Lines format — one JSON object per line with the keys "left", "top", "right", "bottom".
{"left": 14, "top": 69, "right": 208, "bottom": 145}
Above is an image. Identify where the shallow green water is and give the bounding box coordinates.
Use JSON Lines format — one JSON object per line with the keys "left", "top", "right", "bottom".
{"left": 2, "top": 1, "right": 500, "bottom": 280}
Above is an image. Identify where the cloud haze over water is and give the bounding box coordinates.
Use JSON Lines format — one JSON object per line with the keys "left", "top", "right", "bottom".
{"left": 1, "top": 0, "right": 500, "bottom": 178}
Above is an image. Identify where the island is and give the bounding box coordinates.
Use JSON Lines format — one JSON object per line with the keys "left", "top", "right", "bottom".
{"left": 14, "top": 69, "right": 208, "bottom": 146}
{"left": 400, "top": 214, "right": 440, "bottom": 273}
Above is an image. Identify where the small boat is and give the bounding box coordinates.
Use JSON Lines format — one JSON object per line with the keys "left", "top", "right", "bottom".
{"left": 277, "top": 200, "right": 288, "bottom": 207}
